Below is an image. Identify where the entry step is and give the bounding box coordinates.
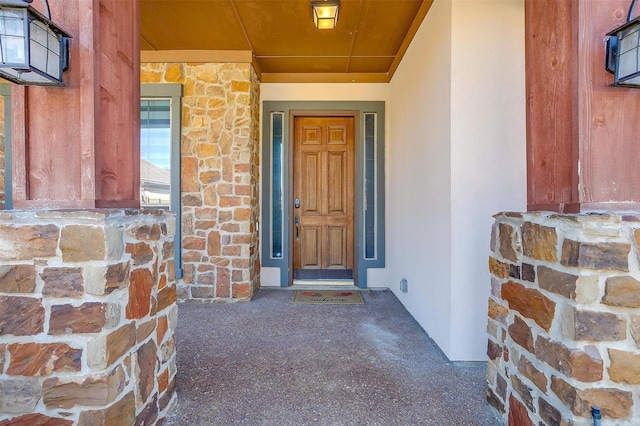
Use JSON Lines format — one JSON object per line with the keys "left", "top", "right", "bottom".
{"left": 293, "top": 279, "right": 355, "bottom": 287}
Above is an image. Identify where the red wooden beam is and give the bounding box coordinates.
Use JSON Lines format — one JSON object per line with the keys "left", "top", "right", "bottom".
{"left": 12, "top": 0, "right": 140, "bottom": 209}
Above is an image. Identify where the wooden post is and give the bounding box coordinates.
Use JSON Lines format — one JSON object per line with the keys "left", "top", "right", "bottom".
{"left": 526, "top": 0, "right": 640, "bottom": 212}
{"left": 11, "top": 0, "right": 140, "bottom": 209}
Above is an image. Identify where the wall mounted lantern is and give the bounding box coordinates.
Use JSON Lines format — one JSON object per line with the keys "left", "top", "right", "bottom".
{"left": 0, "top": 0, "right": 71, "bottom": 86}
{"left": 311, "top": 1, "right": 340, "bottom": 30}
{"left": 606, "top": 0, "right": 640, "bottom": 87}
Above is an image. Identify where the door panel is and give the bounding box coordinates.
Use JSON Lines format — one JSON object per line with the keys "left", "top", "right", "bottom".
{"left": 327, "top": 225, "right": 347, "bottom": 268}
{"left": 293, "top": 116, "right": 354, "bottom": 280}
{"left": 327, "top": 151, "right": 346, "bottom": 214}
{"left": 301, "top": 225, "right": 321, "bottom": 268}
{"left": 328, "top": 125, "right": 347, "bottom": 145}
{"left": 302, "top": 152, "right": 321, "bottom": 214}
{"left": 302, "top": 125, "right": 322, "bottom": 145}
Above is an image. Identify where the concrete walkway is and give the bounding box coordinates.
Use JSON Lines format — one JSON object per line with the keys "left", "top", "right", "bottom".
{"left": 166, "top": 289, "right": 498, "bottom": 425}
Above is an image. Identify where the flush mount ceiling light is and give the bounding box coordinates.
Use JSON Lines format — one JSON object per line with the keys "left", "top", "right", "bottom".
{"left": 311, "top": 1, "right": 340, "bottom": 30}
{"left": 606, "top": 0, "right": 640, "bottom": 87}
{"left": 0, "top": 0, "right": 72, "bottom": 86}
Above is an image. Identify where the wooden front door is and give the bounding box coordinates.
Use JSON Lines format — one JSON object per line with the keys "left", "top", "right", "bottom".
{"left": 293, "top": 116, "right": 355, "bottom": 280}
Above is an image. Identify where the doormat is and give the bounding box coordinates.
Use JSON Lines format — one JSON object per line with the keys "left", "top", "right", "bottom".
{"left": 292, "top": 290, "right": 364, "bottom": 305}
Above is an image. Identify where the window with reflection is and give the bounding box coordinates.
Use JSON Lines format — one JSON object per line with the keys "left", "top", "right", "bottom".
{"left": 140, "top": 99, "right": 171, "bottom": 209}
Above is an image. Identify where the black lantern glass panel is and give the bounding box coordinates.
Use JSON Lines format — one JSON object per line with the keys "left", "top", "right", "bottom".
{"left": 0, "top": 9, "right": 27, "bottom": 65}
{"left": 618, "top": 24, "right": 640, "bottom": 78}
{"left": 0, "top": 0, "right": 71, "bottom": 86}
{"left": 606, "top": 0, "right": 640, "bottom": 87}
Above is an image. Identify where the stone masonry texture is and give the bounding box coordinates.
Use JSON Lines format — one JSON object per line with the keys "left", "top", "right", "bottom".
{"left": 488, "top": 212, "right": 640, "bottom": 425}
{"left": 141, "top": 62, "right": 261, "bottom": 302}
{"left": 0, "top": 97, "right": 4, "bottom": 210}
{"left": 0, "top": 209, "right": 178, "bottom": 425}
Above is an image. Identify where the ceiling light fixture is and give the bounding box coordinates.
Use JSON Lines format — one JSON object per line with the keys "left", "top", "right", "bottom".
{"left": 606, "top": 0, "right": 640, "bottom": 87}
{"left": 311, "top": 1, "right": 339, "bottom": 30}
{"left": 0, "top": 0, "right": 72, "bottom": 86}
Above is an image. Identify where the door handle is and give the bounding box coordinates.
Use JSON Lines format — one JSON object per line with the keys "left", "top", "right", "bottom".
{"left": 295, "top": 216, "right": 300, "bottom": 239}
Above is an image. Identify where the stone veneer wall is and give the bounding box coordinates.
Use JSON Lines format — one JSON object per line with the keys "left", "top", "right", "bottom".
{"left": 0, "top": 209, "right": 177, "bottom": 425}
{"left": 141, "top": 63, "right": 261, "bottom": 301}
{"left": 488, "top": 212, "right": 640, "bottom": 425}
{"left": 0, "top": 96, "right": 4, "bottom": 210}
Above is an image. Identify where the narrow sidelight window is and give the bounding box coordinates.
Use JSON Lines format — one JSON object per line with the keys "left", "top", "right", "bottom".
{"left": 364, "top": 112, "right": 377, "bottom": 260}
{"left": 271, "top": 112, "right": 284, "bottom": 259}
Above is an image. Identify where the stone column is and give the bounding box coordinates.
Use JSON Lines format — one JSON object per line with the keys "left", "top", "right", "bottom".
{"left": 0, "top": 210, "right": 177, "bottom": 424}
{"left": 141, "top": 62, "right": 261, "bottom": 301}
{"left": 488, "top": 212, "right": 640, "bottom": 424}
{"left": 0, "top": 100, "right": 4, "bottom": 209}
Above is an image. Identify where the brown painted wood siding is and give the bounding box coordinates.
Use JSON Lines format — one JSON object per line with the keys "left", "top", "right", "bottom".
{"left": 525, "top": 0, "right": 578, "bottom": 212}
{"left": 12, "top": 0, "right": 140, "bottom": 209}
{"left": 96, "top": 0, "right": 140, "bottom": 207}
{"left": 577, "top": 0, "right": 640, "bottom": 210}
{"left": 526, "top": 0, "right": 640, "bottom": 212}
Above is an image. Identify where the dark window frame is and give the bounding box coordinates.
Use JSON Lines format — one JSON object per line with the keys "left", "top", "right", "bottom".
{"left": 141, "top": 83, "right": 183, "bottom": 278}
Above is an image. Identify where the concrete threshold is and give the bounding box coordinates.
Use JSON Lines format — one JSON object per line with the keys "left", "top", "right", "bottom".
{"left": 293, "top": 279, "right": 354, "bottom": 286}
{"left": 268, "top": 284, "right": 390, "bottom": 291}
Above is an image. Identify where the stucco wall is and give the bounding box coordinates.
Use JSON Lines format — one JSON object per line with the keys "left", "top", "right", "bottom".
{"left": 389, "top": 0, "right": 454, "bottom": 356}
{"left": 389, "top": 0, "right": 526, "bottom": 361}
{"left": 450, "top": 0, "right": 527, "bottom": 359}
{"left": 260, "top": 84, "right": 390, "bottom": 102}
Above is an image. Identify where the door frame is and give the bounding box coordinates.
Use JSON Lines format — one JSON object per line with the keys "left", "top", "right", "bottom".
{"left": 290, "top": 112, "right": 358, "bottom": 284}
{"left": 261, "top": 101, "right": 386, "bottom": 288}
